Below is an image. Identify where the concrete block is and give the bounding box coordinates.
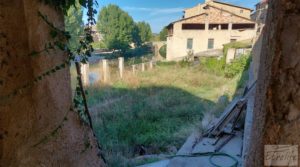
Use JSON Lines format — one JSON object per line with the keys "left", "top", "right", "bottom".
{"left": 118, "top": 57, "right": 124, "bottom": 78}
{"left": 102, "top": 59, "right": 109, "bottom": 83}
{"left": 142, "top": 63, "right": 145, "bottom": 71}
{"left": 80, "top": 63, "right": 89, "bottom": 86}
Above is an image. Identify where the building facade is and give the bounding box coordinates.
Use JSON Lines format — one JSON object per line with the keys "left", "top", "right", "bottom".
{"left": 166, "top": 0, "right": 257, "bottom": 61}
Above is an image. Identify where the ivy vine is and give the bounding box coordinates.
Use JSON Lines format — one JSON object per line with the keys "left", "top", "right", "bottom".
{"left": 35, "top": 0, "right": 97, "bottom": 138}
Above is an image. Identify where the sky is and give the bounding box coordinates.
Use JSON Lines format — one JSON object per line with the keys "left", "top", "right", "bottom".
{"left": 84, "top": 0, "right": 259, "bottom": 33}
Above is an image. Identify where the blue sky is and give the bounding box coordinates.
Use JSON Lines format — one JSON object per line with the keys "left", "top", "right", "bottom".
{"left": 84, "top": 0, "right": 259, "bottom": 33}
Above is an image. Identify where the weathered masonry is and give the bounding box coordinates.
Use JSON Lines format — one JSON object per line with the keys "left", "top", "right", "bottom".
{"left": 166, "top": 0, "right": 256, "bottom": 61}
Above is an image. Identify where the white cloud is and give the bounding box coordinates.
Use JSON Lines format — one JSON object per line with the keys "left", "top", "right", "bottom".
{"left": 123, "top": 6, "right": 184, "bottom": 16}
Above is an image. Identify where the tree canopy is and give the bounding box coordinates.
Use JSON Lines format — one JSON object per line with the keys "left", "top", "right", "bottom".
{"left": 132, "top": 23, "right": 142, "bottom": 47}
{"left": 64, "top": 0, "right": 84, "bottom": 53}
{"left": 97, "top": 4, "right": 135, "bottom": 51}
{"left": 136, "top": 22, "right": 152, "bottom": 44}
{"left": 159, "top": 27, "right": 168, "bottom": 41}
{"left": 97, "top": 4, "right": 152, "bottom": 51}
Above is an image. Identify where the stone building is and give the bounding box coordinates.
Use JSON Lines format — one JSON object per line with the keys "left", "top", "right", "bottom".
{"left": 166, "top": 0, "right": 256, "bottom": 61}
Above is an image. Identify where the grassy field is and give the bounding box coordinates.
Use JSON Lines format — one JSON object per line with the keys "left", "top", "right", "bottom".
{"left": 79, "top": 60, "right": 248, "bottom": 166}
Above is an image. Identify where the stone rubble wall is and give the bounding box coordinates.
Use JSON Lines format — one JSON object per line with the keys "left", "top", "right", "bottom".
{"left": 245, "top": 0, "right": 300, "bottom": 166}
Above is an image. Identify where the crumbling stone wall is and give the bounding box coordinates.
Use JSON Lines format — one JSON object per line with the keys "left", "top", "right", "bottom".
{"left": 244, "top": 0, "right": 300, "bottom": 166}
{"left": 0, "top": 0, "right": 105, "bottom": 166}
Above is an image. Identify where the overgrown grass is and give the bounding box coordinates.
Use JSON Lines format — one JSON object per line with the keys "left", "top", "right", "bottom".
{"left": 83, "top": 61, "right": 248, "bottom": 166}
{"left": 199, "top": 57, "right": 226, "bottom": 76}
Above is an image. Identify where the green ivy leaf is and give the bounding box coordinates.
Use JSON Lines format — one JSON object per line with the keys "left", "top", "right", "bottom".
{"left": 50, "top": 30, "right": 58, "bottom": 38}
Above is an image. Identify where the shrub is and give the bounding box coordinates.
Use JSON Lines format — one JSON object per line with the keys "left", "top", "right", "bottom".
{"left": 224, "top": 54, "right": 251, "bottom": 78}
{"left": 91, "top": 41, "right": 106, "bottom": 49}
{"left": 200, "top": 53, "right": 251, "bottom": 78}
{"left": 159, "top": 44, "right": 167, "bottom": 58}
{"left": 200, "top": 57, "right": 226, "bottom": 76}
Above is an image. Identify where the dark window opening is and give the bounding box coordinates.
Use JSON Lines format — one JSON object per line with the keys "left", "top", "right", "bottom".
{"left": 232, "top": 23, "right": 255, "bottom": 30}
{"left": 208, "top": 38, "right": 214, "bottom": 49}
{"left": 209, "top": 24, "right": 228, "bottom": 30}
{"left": 220, "top": 24, "right": 229, "bottom": 30}
{"left": 209, "top": 24, "right": 219, "bottom": 30}
{"left": 182, "top": 24, "right": 205, "bottom": 30}
{"left": 187, "top": 38, "right": 193, "bottom": 49}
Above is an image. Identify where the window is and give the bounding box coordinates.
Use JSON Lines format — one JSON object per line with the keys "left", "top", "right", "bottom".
{"left": 209, "top": 24, "right": 219, "bottom": 30}
{"left": 208, "top": 24, "right": 228, "bottom": 30}
{"left": 230, "top": 39, "right": 237, "bottom": 43}
{"left": 182, "top": 24, "right": 205, "bottom": 30}
{"left": 220, "top": 24, "right": 229, "bottom": 30}
{"left": 187, "top": 38, "right": 193, "bottom": 49}
{"left": 232, "top": 23, "right": 255, "bottom": 30}
{"left": 208, "top": 38, "right": 214, "bottom": 49}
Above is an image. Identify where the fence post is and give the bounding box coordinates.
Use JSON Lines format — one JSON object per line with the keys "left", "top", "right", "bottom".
{"left": 102, "top": 59, "right": 109, "bottom": 83}
{"left": 141, "top": 63, "right": 145, "bottom": 72}
{"left": 149, "top": 61, "right": 153, "bottom": 69}
{"left": 118, "top": 57, "right": 124, "bottom": 78}
{"left": 132, "top": 65, "right": 136, "bottom": 74}
{"left": 80, "top": 63, "right": 89, "bottom": 86}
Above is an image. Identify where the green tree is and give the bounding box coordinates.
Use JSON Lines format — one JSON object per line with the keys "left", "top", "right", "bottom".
{"left": 136, "top": 21, "right": 152, "bottom": 43}
{"left": 159, "top": 27, "right": 168, "bottom": 41}
{"left": 132, "top": 23, "right": 142, "bottom": 47}
{"left": 64, "top": 0, "right": 84, "bottom": 53}
{"left": 97, "top": 4, "right": 135, "bottom": 52}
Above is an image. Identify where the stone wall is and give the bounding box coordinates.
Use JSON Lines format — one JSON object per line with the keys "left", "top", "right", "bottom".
{"left": 0, "top": 1, "right": 105, "bottom": 166}
{"left": 244, "top": 0, "right": 300, "bottom": 166}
